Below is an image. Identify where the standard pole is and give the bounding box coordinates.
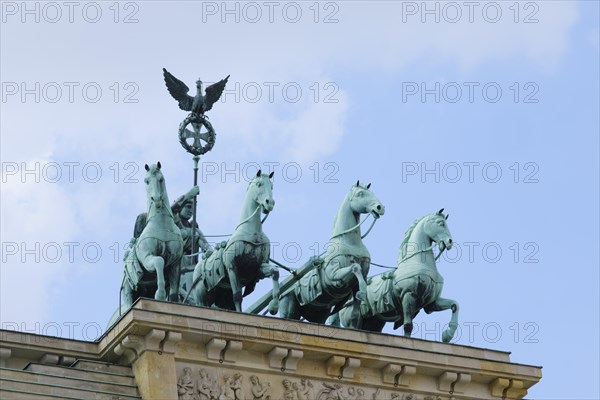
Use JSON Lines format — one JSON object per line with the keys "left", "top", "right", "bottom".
{"left": 187, "top": 155, "right": 200, "bottom": 297}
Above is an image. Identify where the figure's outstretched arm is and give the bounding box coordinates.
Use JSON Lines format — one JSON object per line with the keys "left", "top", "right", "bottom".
{"left": 197, "top": 229, "right": 212, "bottom": 253}
{"left": 171, "top": 186, "right": 200, "bottom": 223}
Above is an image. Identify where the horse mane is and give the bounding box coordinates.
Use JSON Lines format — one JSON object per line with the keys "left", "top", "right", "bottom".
{"left": 331, "top": 184, "right": 367, "bottom": 232}
{"left": 398, "top": 214, "right": 429, "bottom": 261}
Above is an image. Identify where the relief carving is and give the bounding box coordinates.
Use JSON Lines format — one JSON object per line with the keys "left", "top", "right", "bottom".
{"left": 316, "top": 382, "right": 348, "bottom": 400}
{"left": 375, "top": 389, "right": 424, "bottom": 400}
{"left": 355, "top": 388, "right": 367, "bottom": 400}
{"left": 250, "top": 375, "right": 272, "bottom": 400}
{"left": 282, "top": 378, "right": 295, "bottom": 400}
{"left": 177, "top": 367, "right": 219, "bottom": 400}
{"left": 198, "top": 368, "right": 219, "bottom": 400}
{"left": 220, "top": 373, "right": 243, "bottom": 400}
{"left": 299, "top": 379, "right": 315, "bottom": 400}
{"left": 177, "top": 366, "right": 425, "bottom": 400}
{"left": 281, "top": 378, "right": 317, "bottom": 400}
{"left": 177, "top": 367, "right": 195, "bottom": 400}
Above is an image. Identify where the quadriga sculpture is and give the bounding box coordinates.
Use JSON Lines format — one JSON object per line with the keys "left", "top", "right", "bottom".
{"left": 333, "top": 209, "right": 459, "bottom": 342}
{"left": 279, "top": 181, "right": 385, "bottom": 328}
{"left": 190, "top": 170, "right": 280, "bottom": 313}
{"left": 121, "top": 162, "right": 184, "bottom": 307}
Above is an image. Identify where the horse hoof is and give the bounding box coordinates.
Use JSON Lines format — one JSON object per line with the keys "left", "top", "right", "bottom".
{"left": 403, "top": 322, "right": 413, "bottom": 337}
{"left": 442, "top": 330, "right": 453, "bottom": 343}
{"left": 155, "top": 290, "right": 167, "bottom": 301}
{"left": 268, "top": 300, "right": 279, "bottom": 315}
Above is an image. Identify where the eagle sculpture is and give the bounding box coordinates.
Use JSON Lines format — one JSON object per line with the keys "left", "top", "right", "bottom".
{"left": 163, "top": 68, "right": 230, "bottom": 117}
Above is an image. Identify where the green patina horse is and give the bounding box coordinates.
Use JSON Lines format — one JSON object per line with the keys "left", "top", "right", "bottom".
{"left": 190, "top": 170, "right": 280, "bottom": 313}
{"left": 334, "top": 209, "right": 459, "bottom": 342}
{"left": 120, "top": 162, "right": 184, "bottom": 308}
{"left": 279, "top": 182, "right": 385, "bottom": 328}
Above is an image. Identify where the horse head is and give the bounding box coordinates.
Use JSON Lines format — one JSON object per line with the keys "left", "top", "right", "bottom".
{"left": 144, "top": 162, "right": 168, "bottom": 211}
{"left": 424, "top": 208, "right": 453, "bottom": 251}
{"left": 349, "top": 181, "right": 385, "bottom": 219}
{"left": 249, "top": 169, "right": 275, "bottom": 214}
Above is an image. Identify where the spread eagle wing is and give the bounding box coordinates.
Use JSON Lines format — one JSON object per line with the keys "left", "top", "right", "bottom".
{"left": 204, "top": 75, "right": 230, "bottom": 112}
{"left": 163, "top": 68, "right": 194, "bottom": 111}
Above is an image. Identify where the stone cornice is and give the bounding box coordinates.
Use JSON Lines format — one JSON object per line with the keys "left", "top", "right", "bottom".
{"left": 0, "top": 299, "right": 542, "bottom": 399}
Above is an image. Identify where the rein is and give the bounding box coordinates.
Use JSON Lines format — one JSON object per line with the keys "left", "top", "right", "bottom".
{"left": 234, "top": 204, "right": 269, "bottom": 231}
{"left": 372, "top": 246, "right": 446, "bottom": 270}
{"left": 329, "top": 214, "right": 378, "bottom": 241}
{"left": 397, "top": 245, "right": 434, "bottom": 264}
{"left": 234, "top": 205, "right": 261, "bottom": 230}
{"left": 146, "top": 195, "right": 173, "bottom": 223}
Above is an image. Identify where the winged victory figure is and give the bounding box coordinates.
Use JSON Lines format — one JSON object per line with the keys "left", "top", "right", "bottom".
{"left": 163, "top": 68, "right": 229, "bottom": 118}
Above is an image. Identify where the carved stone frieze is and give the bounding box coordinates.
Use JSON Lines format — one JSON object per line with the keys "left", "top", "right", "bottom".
{"left": 176, "top": 365, "right": 449, "bottom": 400}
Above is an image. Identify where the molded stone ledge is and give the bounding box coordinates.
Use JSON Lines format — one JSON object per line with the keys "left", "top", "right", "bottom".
{"left": 144, "top": 329, "right": 165, "bottom": 352}
{"left": 267, "top": 347, "right": 304, "bottom": 372}
{"left": 39, "top": 353, "right": 60, "bottom": 365}
{"left": 36, "top": 353, "right": 78, "bottom": 367}
{"left": 437, "top": 371, "right": 472, "bottom": 394}
{"left": 283, "top": 349, "right": 303, "bottom": 371}
{"left": 489, "top": 378, "right": 510, "bottom": 397}
{"left": 326, "top": 355, "right": 360, "bottom": 379}
{"left": 161, "top": 331, "right": 182, "bottom": 354}
{"left": 505, "top": 379, "right": 527, "bottom": 399}
{"left": 205, "top": 337, "right": 242, "bottom": 363}
{"left": 0, "top": 301, "right": 543, "bottom": 399}
{"left": 489, "top": 378, "right": 527, "bottom": 399}
{"left": 268, "top": 346, "right": 287, "bottom": 369}
{"left": 454, "top": 373, "right": 472, "bottom": 393}
{"left": 326, "top": 355, "right": 345, "bottom": 377}
{"left": 223, "top": 340, "right": 243, "bottom": 363}
{"left": 113, "top": 329, "right": 167, "bottom": 364}
{"left": 205, "top": 338, "right": 227, "bottom": 361}
{"left": 59, "top": 355, "right": 77, "bottom": 366}
{"left": 114, "top": 334, "right": 143, "bottom": 364}
{"left": 382, "top": 363, "right": 417, "bottom": 387}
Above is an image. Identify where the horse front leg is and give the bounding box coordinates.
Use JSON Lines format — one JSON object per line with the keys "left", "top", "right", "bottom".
{"left": 348, "top": 297, "right": 363, "bottom": 329}
{"left": 147, "top": 256, "right": 166, "bottom": 301}
{"left": 168, "top": 262, "right": 181, "bottom": 302}
{"left": 349, "top": 263, "right": 369, "bottom": 329}
{"left": 188, "top": 261, "right": 204, "bottom": 306}
{"left": 349, "top": 263, "right": 367, "bottom": 302}
{"left": 425, "top": 297, "right": 459, "bottom": 342}
{"left": 401, "top": 292, "right": 417, "bottom": 337}
{"left": 225, "top": 262, "right": 242, "bottom": 312}
{"left": 331, "top": 263, "right": 367, "bottom": 302}
{"left": 279, "top": 292, "right": 301, "bottom": 320}
{"left": 261, "top": 263, "right": 280, "bottom": 315}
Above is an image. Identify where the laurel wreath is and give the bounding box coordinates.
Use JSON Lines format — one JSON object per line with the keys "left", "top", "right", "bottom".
{"left": 178, "top": 114, "right": 216, "bottom": 156}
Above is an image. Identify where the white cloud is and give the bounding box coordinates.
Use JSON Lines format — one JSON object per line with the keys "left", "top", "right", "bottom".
{"left": 1, "top": 162, "right": 79, "bottom": 325}
{"left": 0, "top": 0, "right": 581, "bottom": 332}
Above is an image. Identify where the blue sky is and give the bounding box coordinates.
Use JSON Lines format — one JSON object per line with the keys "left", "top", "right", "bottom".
{"left": 1, "top": 1, "right": 598, "bottom": 398}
